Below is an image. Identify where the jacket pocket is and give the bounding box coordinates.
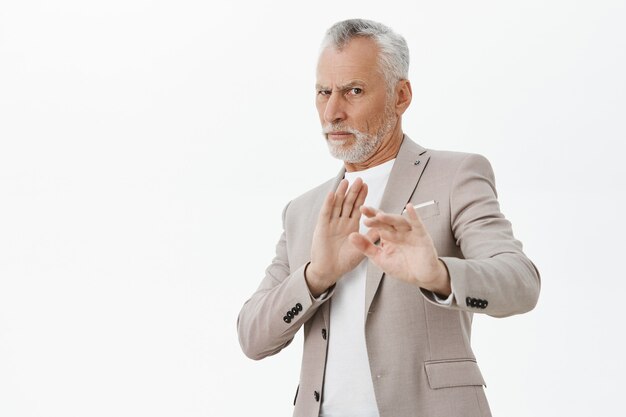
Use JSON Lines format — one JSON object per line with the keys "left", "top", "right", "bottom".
{"left": 414, "top": 200, "right": 440, "bottom": 219}
{"left": 424, "top": 358, "right": 486, "bottom": 389}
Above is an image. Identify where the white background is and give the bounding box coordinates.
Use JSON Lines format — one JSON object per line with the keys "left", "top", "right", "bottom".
{"left": 1, "top": 1, "right": 625, "bottom": 416}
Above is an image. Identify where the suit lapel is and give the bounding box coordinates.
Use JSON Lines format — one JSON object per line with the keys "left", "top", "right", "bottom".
{"left": 364, "top": 135, "right": 430, "bottom": 318}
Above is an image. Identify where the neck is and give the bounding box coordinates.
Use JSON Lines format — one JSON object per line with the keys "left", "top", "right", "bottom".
{"left": 343, "top": 123, "right": 404, "bottom": 172}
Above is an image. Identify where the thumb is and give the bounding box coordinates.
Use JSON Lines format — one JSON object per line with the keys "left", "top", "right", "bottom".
{"left": 349, "top": 232, "right": 380, "bottom": 258}
{"left": 365, "top": 227, "right": 381, "bottom": 245}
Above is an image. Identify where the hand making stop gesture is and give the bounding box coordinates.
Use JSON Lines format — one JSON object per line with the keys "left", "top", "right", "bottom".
{"left": 349, "top": 204, "right": 451, "bottom": 297}
{"left": 306, "top": 178, "right": 379, "bottom": 297}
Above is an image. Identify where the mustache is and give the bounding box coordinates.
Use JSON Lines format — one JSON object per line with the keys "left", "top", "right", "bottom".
{"left": 322, "top": 125, "right": 362, "bottom": 135}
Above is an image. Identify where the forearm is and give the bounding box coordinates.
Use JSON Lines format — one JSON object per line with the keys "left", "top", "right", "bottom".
{"left": 419, "top": 153, "right": 540, "bottom": 316}
{"left": 429, "top": 252, "right": 540, "bottom": 317}
{"left": 237, "top": 263, "right": 325, "bottom": 359}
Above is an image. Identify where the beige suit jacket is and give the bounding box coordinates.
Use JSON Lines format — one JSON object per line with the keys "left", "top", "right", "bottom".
{"left": 237, "top": 136, "right": 540, "bottom": 417}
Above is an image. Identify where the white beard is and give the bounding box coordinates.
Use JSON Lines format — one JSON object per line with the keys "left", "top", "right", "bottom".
{"left": 323, "top": 106, "right": 396, "bottom": 164}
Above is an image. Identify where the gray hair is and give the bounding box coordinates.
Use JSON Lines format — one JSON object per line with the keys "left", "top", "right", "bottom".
{"left": 320, "top": 19, "right": 410, "bottom": 91}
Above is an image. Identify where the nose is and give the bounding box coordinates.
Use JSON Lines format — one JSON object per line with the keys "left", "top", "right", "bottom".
{"left": 323, "top": 92, "right": 347, "bottom": 125}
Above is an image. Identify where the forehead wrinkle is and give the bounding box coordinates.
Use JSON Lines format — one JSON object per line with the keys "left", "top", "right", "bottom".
{"left": 317, "top": 63, "right": 384, "bottom": 91}
{"left": 315, "top": 79, "right": 368, "bottom": 90}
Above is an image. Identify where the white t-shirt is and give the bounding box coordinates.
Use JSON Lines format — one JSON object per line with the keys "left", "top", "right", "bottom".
{"left": 319, "top": 158, "right": 395, "bottom": 417}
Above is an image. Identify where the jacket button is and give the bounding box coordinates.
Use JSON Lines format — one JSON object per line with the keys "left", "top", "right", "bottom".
{"left": 296, "top": 303, "right": 303, "bottom": 311}
{"left": 283, "top": 316, "right": 291, "bottom": 323}
{"left": 483, "top": 300, "right": 488, "bottom": 308}
{"left": 286, "top": 311, "right": 294, "bottom": 319}
{"left": 465, "top": 296, "right": 472, "bottom": 307}
{"left": 291, "top": 307, "right": 299, "bottom": 316}
{"left": 314, "top": 391, "right": 320, "bottom": 402}
{"left": 321, "top": 329, "right": 327, "bottom": 340}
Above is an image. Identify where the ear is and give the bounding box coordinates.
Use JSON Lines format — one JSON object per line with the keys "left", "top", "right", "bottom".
{"left": 394, "top": 80, "right": 412, "bottom": 116}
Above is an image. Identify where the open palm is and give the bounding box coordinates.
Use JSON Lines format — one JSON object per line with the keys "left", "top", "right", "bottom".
{"left": 349, "top": 204, "right": 449, "bottom": 293}
{"left": 307, "top": 178, "right": 377, "bottom": 295}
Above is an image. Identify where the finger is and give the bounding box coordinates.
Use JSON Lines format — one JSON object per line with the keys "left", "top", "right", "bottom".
{"left": 349, "top": 182, "right": 368, "bottom": 218}
{"left": 365, "top": 212, "right": 412, "bottom": 232}
{"left": 366, "top": 223, "right": 408, "bottom": 244}
{"left": 351, "top": 227, "right": 380, "bottom": 245}
{"left": 341, "top": 177, "right": 363, "bottom": 218}
{"left": 360, "top": 205, "right": 379, "bottom": 218}
{"left": 363, "top": 217, "right": 400, "bottom": 233}
{"left": 332, "top": 179, "right": 349, "bottom": 218}
{"left": 349, "top": 232, "right": 381, "bottom": 258}
{"left": 365, "top": 227, "right": 380, "bottom": 244}
{"left": 318, "top": 190, "right": 335, "bottom": 222}
{"left": 377, "top": 227, "right": 406, "bottom": 243}
{"left": 405, "top": 203, "right": 428, "bottom": 236}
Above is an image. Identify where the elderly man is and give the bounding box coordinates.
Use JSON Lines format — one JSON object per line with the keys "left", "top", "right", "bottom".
{"left": 237, "top": 19, "right": 540, "bottom": 417}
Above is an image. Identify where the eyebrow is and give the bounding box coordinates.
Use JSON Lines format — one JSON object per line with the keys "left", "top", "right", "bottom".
{"left": 315, "top": 80, "right": 366, "bottom": 91}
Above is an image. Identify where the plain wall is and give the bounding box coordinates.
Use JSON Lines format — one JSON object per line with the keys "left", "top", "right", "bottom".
{"left": 1, "top": 1, "right": 625, "bottom": 416}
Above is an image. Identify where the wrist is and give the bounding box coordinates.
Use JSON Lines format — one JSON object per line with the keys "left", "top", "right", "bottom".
{"left": 430, "top": 259, "right": 451, "bottom": 297}
{"left": 417, "top": 259, "right": 451, "bottom": 296}
{"left": 305, "top": 262, "right": 333, "bottom": 298}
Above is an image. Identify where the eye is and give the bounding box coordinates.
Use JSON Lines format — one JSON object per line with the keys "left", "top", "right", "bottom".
{"left": 349, "top": 87, "right": 363, "bottom": 95}
{"left": 317, "top": 89, "right": 331, "bottom": 96}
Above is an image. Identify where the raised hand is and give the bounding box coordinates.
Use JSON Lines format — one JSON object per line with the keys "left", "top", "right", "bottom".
{"left": 306, "top": 178, "right": 377, "bottom": 297}
{"left": 348, "top": 203, "right": 451, "bottom": 296}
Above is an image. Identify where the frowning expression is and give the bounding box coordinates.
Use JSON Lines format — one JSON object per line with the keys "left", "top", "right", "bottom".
{"left": 316, "top": 37, "right": 397, "bottom": 163}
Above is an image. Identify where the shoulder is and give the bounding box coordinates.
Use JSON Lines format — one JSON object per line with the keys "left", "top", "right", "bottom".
{"left": 282, "top": 175, "right": 338, "bottom": 223}
{"left": 423, "top": 148, "right": 495, "bottom": 180}
{"left": 291, "top": 176, "right": 337, "bottom": 206}
{"left": 425, "top": 148, "right": 492, "bottom": 168}
{"left": 401, "top": 136, "right": 492, "bottom": 170}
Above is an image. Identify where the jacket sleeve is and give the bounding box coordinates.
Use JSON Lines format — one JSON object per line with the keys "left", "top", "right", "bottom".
{"left": 421, "top": 153, "right": 541, "bottom": 317}
{"left": 237, "top": 202, "right": 332, "bottom": 360}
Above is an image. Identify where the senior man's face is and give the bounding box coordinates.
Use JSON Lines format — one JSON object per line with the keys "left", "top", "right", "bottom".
{"left": 316, "top": 37, "right": 397, "bottom": 163}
